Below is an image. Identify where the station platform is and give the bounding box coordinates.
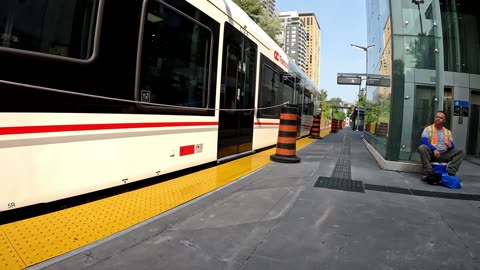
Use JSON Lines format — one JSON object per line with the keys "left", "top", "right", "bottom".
{"left": 3, "top": 127, "right": 480, "bottom": 269}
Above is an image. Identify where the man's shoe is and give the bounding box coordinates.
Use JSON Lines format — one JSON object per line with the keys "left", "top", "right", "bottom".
{"left": 421, "top": 174, "right": 429, "bottom": 182}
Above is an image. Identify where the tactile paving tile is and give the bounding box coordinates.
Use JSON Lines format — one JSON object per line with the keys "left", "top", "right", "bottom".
{"left": 0, "top": 137, "right": 317, "bottom": 269}
{"left": 0, "top": 227, "right": 25, "bottom": 270}
{"left": 314, "top": 176, "right": 365, "bottom": 193}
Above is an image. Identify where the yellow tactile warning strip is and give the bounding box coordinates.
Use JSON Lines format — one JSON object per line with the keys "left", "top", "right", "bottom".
{"left": 0, "top": 228, "right": 25, "bottom": 270}
{"left": 0, "top": 131, "right": 329, "bottom": 270}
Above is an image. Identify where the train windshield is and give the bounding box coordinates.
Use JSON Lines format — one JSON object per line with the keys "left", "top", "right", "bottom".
{"left": 0, "top": 0, "right": 99, "bottom": 59}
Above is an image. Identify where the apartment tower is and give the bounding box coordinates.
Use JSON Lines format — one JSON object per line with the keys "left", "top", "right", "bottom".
{"left": 278, "top": 12, "right": 308, "bottom": 72}
{"left": 261, "top": 0, "right": 276, "bottom": 17}
{"left": 299, "top": 13, "right": 321, "bottom": 88}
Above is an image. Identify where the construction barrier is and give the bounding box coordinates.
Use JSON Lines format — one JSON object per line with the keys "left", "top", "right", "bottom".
{"left": 331, "top": 119, "right": 339, "bottom": 133}
{"left": 338, "top": 120, "right": 343, "bottom": 130}
{"left": 376, "top": 122, "right": 388, "bottom": 137}
{"left": 309, "top": 115, "right": 322, "bottom": 139}
{"left": 270, "top": 105, "right": 301, "bottom": 163}
{"left": 365, "top": 123, "right": 371, "bottom": 132}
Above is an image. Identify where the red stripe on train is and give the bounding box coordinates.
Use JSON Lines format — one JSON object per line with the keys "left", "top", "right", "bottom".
{"left": 0, "top": 122, "right": 219, "bottom": 135}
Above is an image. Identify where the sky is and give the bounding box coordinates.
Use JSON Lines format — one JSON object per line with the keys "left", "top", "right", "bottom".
{"left": 276, "top": 0, "right": 368, "bottom": 104}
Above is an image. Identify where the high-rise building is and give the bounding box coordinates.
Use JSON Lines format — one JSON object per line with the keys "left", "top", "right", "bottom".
{"left": 278, "top": 12, "right": 308, "bottom": 72}
{"left": 299, "top": 13, "right": 321, "bottom": 88}
{"left": 364, "top": 0, "right": 480, "bottom": 164}
{"left": 261, "top": 0, "right": 276, "bottom": 17}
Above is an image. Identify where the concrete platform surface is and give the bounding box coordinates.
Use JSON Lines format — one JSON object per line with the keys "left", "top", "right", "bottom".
{"left": 31, "top": 128, "right": 480, "bottom": 270}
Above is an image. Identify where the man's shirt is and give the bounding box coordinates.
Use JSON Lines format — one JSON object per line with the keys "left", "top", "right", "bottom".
{"left": 421, "top": 127, "right": 455, "bottom": 153}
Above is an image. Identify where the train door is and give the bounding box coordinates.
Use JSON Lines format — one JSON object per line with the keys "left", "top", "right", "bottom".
{"left": 218, "top": 23, "right": 257, "bottom": 159}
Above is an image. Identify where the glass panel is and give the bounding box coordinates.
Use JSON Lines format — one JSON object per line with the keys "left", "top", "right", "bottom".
{"left": 392, "top": 0, "right": 436, "bottom": 36}
{"left": 259, "top": 64, "right": 281, "bottom": 117}
{"left": 303, "top": 92, "right": 312, "bottom": 115}
{"left": 404, "top": 35, "right": 437, "bottom": 70}
{"left": 295, "top": 78, "right": 303, "bottom": 109}
{"left": 408, "top": 85, "right": 436, "bottom": 161}
{"left": 0, "top": 0, "right": 98, "bottom": 59}
{"left": 365, "top": 0, "right": 391, "bottom": 159}
{"left": 467, "top": 104, "right": 479, "bottom": 156}
{"left": 282, "top": 74, "right": 294, "bottom": 105}
{"left": 242, "top": 43, "right": 257, "bottom": 112}
{"left": 139, "top": 1, "right": 212, "bottom": 108}
{"left": 238, "top": 35, "right": 257, "bottom": 153}
{"left": 443, "top": 88, "right": 452, "bottom": 129}
{"left": 441, "top": 0, "right": 480, "bottom": 74}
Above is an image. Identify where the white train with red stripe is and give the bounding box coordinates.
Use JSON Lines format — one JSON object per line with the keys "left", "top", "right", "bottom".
{"left": 0, "top": 0, "right": 319, "bottom": 212}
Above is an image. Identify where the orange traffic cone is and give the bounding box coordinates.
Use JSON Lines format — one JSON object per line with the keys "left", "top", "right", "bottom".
{"left": 270, "top": 105, "right": 301, "bottom": 163}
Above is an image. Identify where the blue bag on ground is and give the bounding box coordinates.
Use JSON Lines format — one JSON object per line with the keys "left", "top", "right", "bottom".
{"left": 440, "top": 173, "right": 461, "bottom": 189}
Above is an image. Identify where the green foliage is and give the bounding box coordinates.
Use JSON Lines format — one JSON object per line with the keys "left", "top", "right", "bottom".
{"left": 359, "top": 88, "right": 366, "bottom": 107}
{"left": 258, "top": 13, "right": 283, "bottom": 45}
{"left": 333, "top": 110, "right": 346, "bottom": 120}
{"left": 407, "top": 38, "right": 435, "bottom": 69}
{"left": 365, "top": 95, "right": 391, "bottom": 124}
{"left": 329, "top": 97, "right": 343, "bottom": 107}
{"left": 324, "top": 97, "right": 345, "bottom": 120}
{"left": 232, "top": 0, "right": 263, "bottom": 22}
{"left": 318, "top": 89, "right": 329, "bottom": 121}
{"left": 232, "top": 0, "right": 283, "bottom": 46}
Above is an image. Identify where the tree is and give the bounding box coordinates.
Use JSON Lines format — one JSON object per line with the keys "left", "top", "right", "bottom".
{"left": 365, "top": 94, "right": 390, "bottom": 124}
{"left": 258, "top": 13, "right": 283, "bottom": 45}
{"left": 233, "top": 0, "right": 264, "bottom": 24}
{"left": 328, "top": 97, "right": 345, "bottom": 121}
{"left": 318, "top": 89, "right": 330, "bottom": 127}
{"left": 359, "top": 88, "right": 366, "bottom": 107}
{"left": 232, "top": 0, "right": 283, "bottom": 46}
{"left": 232, "top": 0, "right": 263, "bottom": 23}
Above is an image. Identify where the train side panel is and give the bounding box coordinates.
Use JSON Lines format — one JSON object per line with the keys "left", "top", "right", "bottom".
{"left": 0, "top": 113, "right": 218, "bottom": 211}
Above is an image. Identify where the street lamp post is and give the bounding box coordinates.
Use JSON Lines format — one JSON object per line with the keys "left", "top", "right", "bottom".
{"left": 350, "top": 43, "right": 374, "bottom": 132}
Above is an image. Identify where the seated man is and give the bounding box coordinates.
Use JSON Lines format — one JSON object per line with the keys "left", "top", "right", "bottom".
{"left": 418, "top": 111, "right": 466, "bottom": 181}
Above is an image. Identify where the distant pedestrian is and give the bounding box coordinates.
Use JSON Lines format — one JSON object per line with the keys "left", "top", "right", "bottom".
{"left": 418, "top": 111, "right": 465, "bottom": 181}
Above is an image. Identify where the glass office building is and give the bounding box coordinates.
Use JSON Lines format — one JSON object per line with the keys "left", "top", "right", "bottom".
{"left": 365, "top": 0, "right": 480, "bottom": 162}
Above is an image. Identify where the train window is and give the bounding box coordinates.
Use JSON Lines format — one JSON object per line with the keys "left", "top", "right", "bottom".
{"left": 138, "top": 1, "right": 214, "bottom": 111}
{"left": 0, "top": 0, "right": 99, "bottom": 60}
{"left": 259, "top": 64, "right": 281, "bottom": 117}
{"left": 282, "top": 74, "right": 295, "bottom": 107}
{"left": 303, "top": 92, "right": 313, "bottom": 115}
{"left": 295, "top": 78, "right": 303, "bottom": 104}
{"left": 258, "top": 54, "right": 286, "bottom": 118}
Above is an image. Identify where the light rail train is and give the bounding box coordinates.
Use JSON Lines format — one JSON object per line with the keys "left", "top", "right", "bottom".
{"left": 0, "top": 0, "right": 319, "bottom": 212}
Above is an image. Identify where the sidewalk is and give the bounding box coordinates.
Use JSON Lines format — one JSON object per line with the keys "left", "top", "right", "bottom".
{"left": 34, "top": 127, "right": 480, "bottom": 270}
